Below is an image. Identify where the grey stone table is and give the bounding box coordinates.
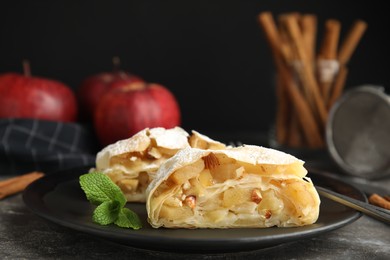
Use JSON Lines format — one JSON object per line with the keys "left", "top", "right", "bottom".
{"left": 1, "top": 174, "right": 389, "bottom": 260}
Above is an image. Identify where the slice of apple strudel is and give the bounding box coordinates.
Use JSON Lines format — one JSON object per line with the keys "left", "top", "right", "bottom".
{"left": 95, "top": 127, "right": 225, "bottom": 202}
{"left": 146, "top": 145, "right": 320, "bottom": 228}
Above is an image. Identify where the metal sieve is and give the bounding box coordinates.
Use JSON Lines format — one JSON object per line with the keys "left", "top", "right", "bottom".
{"left": 326, "top": 85, "right": 390, "bottom": 179}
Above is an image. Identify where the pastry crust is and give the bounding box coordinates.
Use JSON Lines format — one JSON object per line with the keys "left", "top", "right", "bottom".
{"left": 146, "top": 146, "right": 320, "bottom": 228}
{"left": 95, "top": 127, "right": 226, "bottom": 202}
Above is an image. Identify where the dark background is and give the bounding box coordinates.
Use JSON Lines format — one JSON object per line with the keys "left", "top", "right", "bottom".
{"left": 1, "top": 0, "right": 388, "bottom": 135}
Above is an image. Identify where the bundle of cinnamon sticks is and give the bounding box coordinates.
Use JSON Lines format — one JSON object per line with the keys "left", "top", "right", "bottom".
{"left": 258, "top": 12, "right": 367, "bottom": 148}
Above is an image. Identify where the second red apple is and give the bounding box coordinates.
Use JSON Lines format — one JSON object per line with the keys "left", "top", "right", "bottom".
{"left": 94, "top": 82, "right": 181, "bottom": 146}
{"left": 78, "top": 71, "right": 143, "bottom": 120}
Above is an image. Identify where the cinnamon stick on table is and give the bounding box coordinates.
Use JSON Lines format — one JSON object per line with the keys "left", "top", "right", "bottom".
{"left": 369, "top": 193, "right": 390, "bottom": 210}
{"left": 0, "top": 171, "right": 44, "bottom": 200}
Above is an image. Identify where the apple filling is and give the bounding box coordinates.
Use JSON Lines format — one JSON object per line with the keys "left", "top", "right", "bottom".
{"left": 149, "top": 153, "right": 319, "bottom": 228}
{"left": 105, "top": 140, "right": 181, "bottom": 202}
{"left": 100, "top": 129, "right": 226, "bottom": 202}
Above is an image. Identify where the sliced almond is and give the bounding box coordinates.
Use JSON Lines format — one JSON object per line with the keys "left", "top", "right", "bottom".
{"left": 203, "top": 153, "right": 220, "bottom": 170}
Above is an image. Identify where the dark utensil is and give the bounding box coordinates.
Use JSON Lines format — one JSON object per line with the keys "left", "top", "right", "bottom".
{"left": 316, "top": 185, "right": 390, "bottom": 224}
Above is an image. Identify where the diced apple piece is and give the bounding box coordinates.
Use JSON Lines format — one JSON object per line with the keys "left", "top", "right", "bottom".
{"left": 188, "top": 178, "right": 201, "bottom": 193}
{"left": 263, "top": 165, "right": 279, "bottom": 175}
{"left": 240, "top": 162, "right": 264, "bottom": 175}
{"left": 198, "top": 194, "right": 221, "bottom": 210}
{"left": 280, "top": 179, "right": 315, "bottom": 214}
{"left": 110, "top": 152, "right": 143, "bottom": 166}
{"left": 163, "top": 197, "right": 183, "bottom": 207}
{"left": 170, "top": 159, "right": 205, "bottom": 185}
{"left": 106, "top": 170, "right": 124, "bottom": 184}
{"left": 204, "top": 209, "right": 228, "bottom": 223}
{"left": 154, "top": 179, "right": 178, "bottom": 197}
{"left": 240, "top": 162, "right": 306, "bottom": 177}
{"left": 222, "top": 188, "right": 251, "bottom": 208}
{"left": 117, "top": 179, "right": 139, "bottom": 193}
{"left": 240, "top": 163, "right": 279, "bottom": 176}
{"left": 198, "top": 169, "right": 213, "bottom": 187}
{"left": 215, "top": 154, "right": 236, "bottom": 164}
{"left": 258, "top": 190, "right": 283, "bottom": 213}
{"left": 185, "top": 178, "right": 204, "bottom": 197}
{"left": 110, "top": 155, "right": 132, "bottom": 167}
{"left": 147, "top": 147, "right": 162, "bottom": 159}
{"left": 230, "top": 202, "right": 258, "bottom": 214}
{"left": 158, "top": 147, "right": 179, "bottom": 156}
{"left": 159, "top": 205, "right": 193, "bottom": 220}
{"left": 210, "top": 163, "right": 241, "bottom": 182}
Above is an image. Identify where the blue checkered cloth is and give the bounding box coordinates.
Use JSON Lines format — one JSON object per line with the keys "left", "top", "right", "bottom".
{"left": 0, "top": 118, "right": 97, "bottom": 175}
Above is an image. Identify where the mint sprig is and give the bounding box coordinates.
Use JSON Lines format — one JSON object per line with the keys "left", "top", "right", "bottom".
{"left": 79, "top": 172, "right": 142, "bottom": 229}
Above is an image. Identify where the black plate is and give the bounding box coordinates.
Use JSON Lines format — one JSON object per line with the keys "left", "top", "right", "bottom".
{"left": 23, "top": 166, "right": 365, "bottom": 253}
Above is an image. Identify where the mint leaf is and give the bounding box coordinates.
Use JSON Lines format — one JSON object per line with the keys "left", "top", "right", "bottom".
{"left": 79, "top": 172, "right": 142, "bottom": 230}
{"left": 115, "top": 208, "right": 142, "bottom": 229}
{"left": 92, "top": 201, "right": 122, "bottom": 225}
{"left": 79, "top": 172, "right": 126, "bottom": 207}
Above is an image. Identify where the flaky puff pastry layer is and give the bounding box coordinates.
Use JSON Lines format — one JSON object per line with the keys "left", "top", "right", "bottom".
{"left": 146, "top": 146, "right": 320, "bottom": 228}
{"left": 95, "top": 127, "right": 226, "bottom": 202}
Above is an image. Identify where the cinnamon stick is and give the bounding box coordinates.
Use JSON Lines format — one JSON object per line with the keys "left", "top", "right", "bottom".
{"left": 300, "top": 14, "right": 317, "bottom": 63}
{"left": 278, "top": 15, "right": 295, "bottom": 64}
{"left": 328, "top": 66, "right": 348, "bottom": 109}
{"left": 338, "top": 20, "right": 367, "bottom": 66}
{"left": 318, "top": 19, "right": 341, "bottom": 101}
{"left": 284, "top": 15, "right": 328, "bottom": 128}
{"left": 275, "top": 75, "right": 289, "bottom": 145}
{"left": 0, "top": 172, "right": 44, "bottom": 200}
{"left": 258, "top": 12, "right": 283, "bottom": 59}
{"left": 277, "top": 59, "right": 324, "bottom": 148}
{"left": 368, "top": 193, "right": 390, "bottom": 210}
{"left": 319, "top": 19, "right": 341, "bottom": 60}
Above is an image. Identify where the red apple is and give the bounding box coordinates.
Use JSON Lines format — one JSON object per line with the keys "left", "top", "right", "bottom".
{"left": 0, "top": 61, "right": 78, "bottom": 122}
{"left": 77, "top": 58, "right": 143, "bottom": 120}
{"left": 94, "top": 82, "right": 181, "bottom": 146}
